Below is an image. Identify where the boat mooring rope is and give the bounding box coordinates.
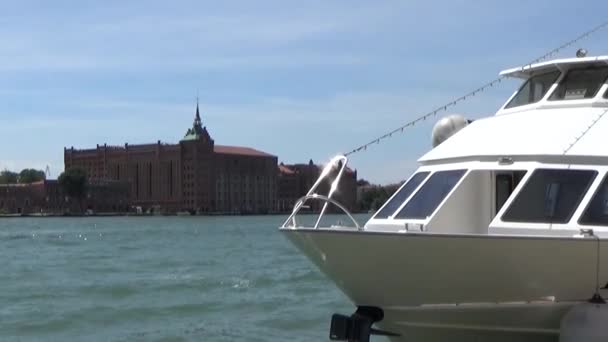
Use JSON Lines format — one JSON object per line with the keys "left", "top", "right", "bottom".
{"left": 343, "top": 20, "right": 608, "bottom": 157}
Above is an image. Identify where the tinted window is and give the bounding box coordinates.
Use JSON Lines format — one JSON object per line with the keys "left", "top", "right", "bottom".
{"left": 580, "top": 175, "right": 608, "bottom": 226}
{"left": 502, "top": 169, "right": 596, "bottom": 223}
{"left": 374, "top": 172, "right": 430, "bottom": 219}
{"left": 505, "top": 71, "right": 560, "bottom": 109}
{"left": 550, "top": 66, "right": 608, "bottom": 100}
{"left": 495, "top": 171, "right": 527, "bottom": 214}
{"left": 395, "top": 169, "right": 466, "bottom": 219}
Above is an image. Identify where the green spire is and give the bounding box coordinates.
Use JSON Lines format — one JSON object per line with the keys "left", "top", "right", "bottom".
{"left": 195, "top": 97, "right": 201, "bottom": 125}
{"left": 182, "top": 99, "right": 207, "bottom": 141}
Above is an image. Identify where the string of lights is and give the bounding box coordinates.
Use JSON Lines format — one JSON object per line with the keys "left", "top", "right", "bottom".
{"left": 343, "top": 20, "right": 608, "bottom": 157}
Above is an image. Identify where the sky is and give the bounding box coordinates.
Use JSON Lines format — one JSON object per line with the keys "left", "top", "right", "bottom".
{"left": 1, "top": 0, "right": 607, "bottom": 184}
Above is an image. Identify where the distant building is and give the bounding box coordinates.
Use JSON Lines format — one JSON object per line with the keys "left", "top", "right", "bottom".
{"left": 64, "top": 104, "right": 278, "bottom": 214}
{"left": 1, "top": 105, "right": 360, "bottom": 216}
{"left": 0, "top": 179, "right": 129, "bottom": 215}
{"left": 277, "top": 164, "right": 298, "bottom": 212}
{"left": 277, "top": 160, "right": 358, "bottom": 213}
{"left": 0, "top": 181, "right": 47, "bottom": 215}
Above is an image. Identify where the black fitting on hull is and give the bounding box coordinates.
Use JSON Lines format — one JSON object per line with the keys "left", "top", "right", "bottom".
{"left": 329, "top": 306, "right": 399, "bottom": 342}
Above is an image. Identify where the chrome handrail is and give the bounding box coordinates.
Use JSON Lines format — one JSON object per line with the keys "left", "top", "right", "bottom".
{"left": 282, "top": 194, "right": 361, "bottom": 230}
{"left": 281, "top": 155, "right": 360, "bottom": 230}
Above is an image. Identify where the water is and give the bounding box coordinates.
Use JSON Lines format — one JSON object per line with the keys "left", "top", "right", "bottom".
{"left": 0, "top": 215, "right": 369, "bottom": 342}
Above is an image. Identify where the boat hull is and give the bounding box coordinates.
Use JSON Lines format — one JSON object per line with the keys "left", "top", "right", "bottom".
{"left": 280, "top": 228, "right": 605, "bottom": 341}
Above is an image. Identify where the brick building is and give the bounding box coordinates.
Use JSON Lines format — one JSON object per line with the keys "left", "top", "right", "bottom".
{"left": 277, "top": 160, "right": 358, "bottom": 213}
{"left": 64, "top": 104, "right": 277, "bottom": 214}
{"left": 0, "top": 179, "right": 129, "bottom": 215}
{"left": 277, "top": 164, "right": 298, "bottom": 212}
{"left": 0, "top": 182, "right": 46, "bottom": 215}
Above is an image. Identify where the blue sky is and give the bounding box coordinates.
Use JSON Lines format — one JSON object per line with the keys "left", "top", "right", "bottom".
{"left": 1, "top": 0, "right": 607, "bottom": 184}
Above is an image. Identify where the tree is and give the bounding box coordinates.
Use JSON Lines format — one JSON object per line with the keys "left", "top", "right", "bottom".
{"left": 0, "top": 170, "right": 18, "bottom": 184}
{"left": 19, "top": 169, "right": 46, "bottom": 183}
{"left": 58, "top": 168, "right": 88, "bottom": 212}
{"left": 357, "top": 182, "right": 402, "bottom": 212}
{"left": 356, "top": 178, "right": 370, "bottom": 187}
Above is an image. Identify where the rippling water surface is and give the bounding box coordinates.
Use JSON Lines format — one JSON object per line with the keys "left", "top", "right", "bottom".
{"left": 1, "top": 215, "right": 370, "bottom": 342}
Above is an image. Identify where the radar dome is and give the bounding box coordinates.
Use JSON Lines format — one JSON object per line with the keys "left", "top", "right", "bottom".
{"left": 431, "top": 114, "right": 469, "bottom": 147}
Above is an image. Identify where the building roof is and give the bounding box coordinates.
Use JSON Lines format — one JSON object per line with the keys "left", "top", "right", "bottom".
{"left": 0, "top": 181, "right": 48, "bottom": 192}
{"left": 182, "top": 102, "right": 211, "bottom": 142}
{"left": 283, "top": 162, "right": 356, "bottom": 174}
{"left": 214, "top": 145, "right": 275, "bottom": 157}
{"left": 278, "top": 164, "right": 295, "bottom": 174}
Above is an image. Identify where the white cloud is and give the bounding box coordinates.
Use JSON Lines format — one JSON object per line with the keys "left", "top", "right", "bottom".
{"left": 0, "top": 79, "right": 513, "bottom": 183}
{"left": 0, "top": 1, "right": 396, "bottom": 72}
{"left": 2, "top": 0, "right": 607, "bottom": 184}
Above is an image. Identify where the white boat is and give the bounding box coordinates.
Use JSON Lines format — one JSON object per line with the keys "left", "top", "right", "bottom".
{"left": 280, "top": 54, "right": 608, "bottom": 341}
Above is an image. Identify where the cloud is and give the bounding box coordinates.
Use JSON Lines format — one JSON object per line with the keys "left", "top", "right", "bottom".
{"left": 3, "top": 0, "right": 607, "bottom": 184}
{"left": 0, "top": 1, "right": 393, "bottom": 73}
{"left": 0, "top": 77, "right": 513, "bottom": 182}
{"left": 0, "top": 50, "right": 367, "bottom": 73}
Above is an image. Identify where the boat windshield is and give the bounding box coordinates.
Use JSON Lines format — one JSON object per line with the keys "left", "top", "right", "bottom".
{"left": 502, "top": 169, "right": 597, "bottom": 224}
{"left": 549, "top": 66, "right": 608, "bottom": 101}
{"left": 395, "top": 169, "right": 466, "bottom": 220}
{"left": 373, "top": 172, "right": 430, "bottom": 219}
{"left": 580, "top": 174, "right": 608, "bottom": 226}
{"left": 504, "top": 70, "right": 560, "bottom": 109}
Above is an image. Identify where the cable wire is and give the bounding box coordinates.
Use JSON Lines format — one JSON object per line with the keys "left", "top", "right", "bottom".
{"left": 343, "top": 20, "right": 608, "bottom": 157}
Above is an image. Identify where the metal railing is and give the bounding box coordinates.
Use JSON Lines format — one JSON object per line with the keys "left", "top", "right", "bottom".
{"left": 281, "top": 155, "right": 361, "bottom": 230}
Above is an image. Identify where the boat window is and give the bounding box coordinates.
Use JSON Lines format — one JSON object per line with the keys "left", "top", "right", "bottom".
{"left": 580, "top": 175, "right": 608, "bottom": 226}
{"left": 395, "top": 169, "right": 466, "bottom": 220}
{"left": 502, "top": 169, "right": 597, "bottom": 224}
{"left": 549, "top": 66, "right": 608, "bottom": 101}
{"left": 504, "top": 70, "right": 560, "bottom": 109}
{"left": 373, "top": 172, "right": 430, "bottom": 219}
{"left": 495, "top": 171, "right": 526, "bottom": 214}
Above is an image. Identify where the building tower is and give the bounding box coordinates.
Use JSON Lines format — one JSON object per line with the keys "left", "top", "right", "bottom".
{"left": 180, "top": 101, "right": 215, "bottom": 212}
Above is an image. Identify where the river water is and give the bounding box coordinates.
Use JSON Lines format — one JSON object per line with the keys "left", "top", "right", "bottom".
{"left": 1, "top": 214, "right": 373, "bottom": 342}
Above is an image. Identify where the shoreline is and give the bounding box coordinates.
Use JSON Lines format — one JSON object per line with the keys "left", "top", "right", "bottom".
{"left": 0, "top": 211, "right": 366, "bottom": 218}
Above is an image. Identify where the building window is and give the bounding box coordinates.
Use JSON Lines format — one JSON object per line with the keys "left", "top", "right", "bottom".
{"left": 502, "top": 169, "right": 596, "bottom": 224}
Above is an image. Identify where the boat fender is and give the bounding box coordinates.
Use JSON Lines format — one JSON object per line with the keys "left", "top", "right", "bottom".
{"left": 560, "top": 294, "right": 608, "bottom": 342}
{"left": 431, "top": 114, "right": 469, "bottom": 148}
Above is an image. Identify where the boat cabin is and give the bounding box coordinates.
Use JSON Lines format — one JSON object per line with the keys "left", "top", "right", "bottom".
{"left": 366, "top": 56, "right": 608, "bottom": 236}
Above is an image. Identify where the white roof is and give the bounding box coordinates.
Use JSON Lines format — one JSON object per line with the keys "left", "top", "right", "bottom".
{"left": 419, "top": 106, "right": 608, "bottom": 163}
{"left": 500, "top": 56, "right": 608, "bottom": 79}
